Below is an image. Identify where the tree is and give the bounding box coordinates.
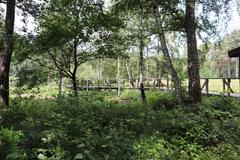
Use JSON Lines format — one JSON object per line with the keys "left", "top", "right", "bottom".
{"left": 138, "top": 1, "right": 145, "bottom": 98}
{"left": 185, "top": 0, "right": 202, "bottom": 104}
{"left": 29, "top": 0, "right": 123, "bottom": 95}
{"left": 0, "top": 0, "right": 15, "bottom": 107}
{"left": 184, "top": 0, "right": 236, "bottom": 104}
{"left": 152, "top": 0, "right": 182, "bottom": 104}
{"left": 0, "top": 0, "right": 45, "bottom": 106}
{"left": 112, "top": 0, "right": 184, "bottom": 103}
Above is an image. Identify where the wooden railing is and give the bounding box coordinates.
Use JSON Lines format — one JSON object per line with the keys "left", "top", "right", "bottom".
{"left": 200, "top": 78, "right": 240, "bottom": 97}
{"left": 66, "top": 78, "right": 240, "bottom": 97}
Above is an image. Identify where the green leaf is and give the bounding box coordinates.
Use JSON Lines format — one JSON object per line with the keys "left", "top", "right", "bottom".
{"left": 74, "top": 153, "right": 83, "bottom": 159}
{"left": 37, "top": 153, "right": 47, "bottom": 160}
{"left": 6, "top": 152, "right": 21, "bottom": 160}
{"left": 77, "top": 143, "right": 85, "bottom": 148}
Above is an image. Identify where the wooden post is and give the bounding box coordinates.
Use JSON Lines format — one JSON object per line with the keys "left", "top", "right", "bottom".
{"left": 97, "top": 79, "right": 100, "bottom": 90}
{"left": 153, "top": 79, "right": 156, "bottom": 88}
{"left": 228, "top": 48, "right": 240, "bottom": 93}
{"left": 205, "top": 79, "right": 209, "bottom": 96}
{"left": 109, "top": 80, "right": 112, "bottom": 90}
{"left": 227, "top": 78, "right": 231, "bottom": 97}
{"left": 81, "top": 80, "right": 83, "bottom": 90}
{"left": 140, "top": 83, "right": 146, "bottom": 102}
{"left": 223, "top": 79, "right": 226, "bottom": 93}
{"left": 167, "top": 79, "right": 169, "bottom": 91}
{"left": 108, "top": 79, "right": 111, "bottom": 90}
{"left": 87, "top": 80, "right": 89, "bottom": 91}
{"left": 158, "top": 78, "right": 161, "bottom": 89}
{"left": 118, "top": 80, "right": 121, "bottom": 95}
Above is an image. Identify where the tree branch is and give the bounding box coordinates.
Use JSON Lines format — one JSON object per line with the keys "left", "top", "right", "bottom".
{"left": 46, "top": 50, "right": 73, "bottom": 78}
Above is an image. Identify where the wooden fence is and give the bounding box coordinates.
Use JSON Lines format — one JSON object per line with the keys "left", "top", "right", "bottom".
{"left": 68, "top": 78, "right": 240, "bottom": 97}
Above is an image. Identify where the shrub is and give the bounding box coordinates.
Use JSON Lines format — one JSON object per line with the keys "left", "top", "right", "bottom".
{"left": 0, "top": 128, "right": 25, "bottom": 160}
{"left": 1, "top": 91, "right": 240, "bottom": 159}
{"left": 147, "top": 91, "right": 177, "bottom": 110}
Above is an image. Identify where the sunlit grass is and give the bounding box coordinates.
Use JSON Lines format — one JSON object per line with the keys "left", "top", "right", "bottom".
{"left": 185, "top": 79, "right": 240, "bottom": 93}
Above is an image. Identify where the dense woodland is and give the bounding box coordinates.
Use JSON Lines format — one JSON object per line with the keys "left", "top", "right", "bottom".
{"left": 0, "top": 0, "right": 240, "bottom": 159}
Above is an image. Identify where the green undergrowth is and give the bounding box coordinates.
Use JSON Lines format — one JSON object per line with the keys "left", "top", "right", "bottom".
{"left": 1, "top": 90, "right": 240, "bottom": 159}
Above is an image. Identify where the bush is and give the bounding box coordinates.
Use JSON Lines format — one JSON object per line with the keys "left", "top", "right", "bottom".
{"left": 0, "top": 128, "right": 25, "bottom": 160}
{"left": 1, "top": 91, "right": 240, "bottom": 159}
{"left": 147, "top": 91, "right": 177, "bottom": 110}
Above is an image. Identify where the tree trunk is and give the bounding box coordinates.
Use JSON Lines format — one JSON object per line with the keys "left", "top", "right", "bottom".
{"left": 185, "top": 0, "right": 202, "bottom": 104}
{"left": 72, "top": 74, "right": 78, "bottom": 95}
{"left": 125, "top": 61, "right": 135, "bottom": 87}
{"left": 100, "top": 59, "right": 103, "bottom": 80}
{"left": 97, "top": 59, "right": 103, "bottom": 80}
{"left": 152, "top": 1, "right": 182, "bottom": 104}
{"left": 153, "top": 58, "right": 161, "bottom": 78}
{"left": 117, "top": 57, "right": 121, "bottom": 96}
{"left": 71, "top": 0, "right": 80, "bottom": 96}
{"left": 139, "top": 4, "right": 145, "bottom": 102}
{"left": 140, "top": 83, "right": 146, "bottom": 103}
{"left": 139, "top": 27, "right": 144, "bottom": 84}
{"left": 0, "top": 0, "right": 15, "bottom": 107}
{"left": 58, "top": 70, "right": 63, "bottom": 96}
{"left": 156, "top": 38, "right": 161, "bottom": 79}
{"left": 219, "top": 67, "right": 222, "bottom": 78}
{"left": 146, "top": 47, "right": 149, "bottom": 79}
{"left": 153, "top": 57, "right": 161, "bottom": 87}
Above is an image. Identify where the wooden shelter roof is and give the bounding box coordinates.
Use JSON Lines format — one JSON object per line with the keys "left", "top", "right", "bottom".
{"left": 228, "top": 47, "right": 240, "bottom": 58}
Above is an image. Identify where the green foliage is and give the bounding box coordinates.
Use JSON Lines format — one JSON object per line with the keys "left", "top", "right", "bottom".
{"left": 120, "top": 90, "right": 140, "bottom": 101}
{"left": 0, "top": 128, "right": 25, "bottom": 160}
{"left": 131, "top": 134, "right": 171, "bottom": 160}
{"left": 14, "top": 62, "right": 49, "bottom": 88}
{"left": 147, "top": 91, "right": 177, "bottom": 110}
{"left": 2, "top": 91, "right": 240, "bottom": 159}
